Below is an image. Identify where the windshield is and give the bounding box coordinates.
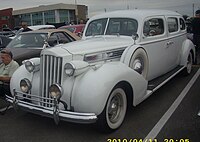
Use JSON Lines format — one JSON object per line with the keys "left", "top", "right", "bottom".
{"left": 85, "top": 18, "right": 138, "bottom": 36}
{"left": 7, "top": 33, "right": 48, "bottom": 48}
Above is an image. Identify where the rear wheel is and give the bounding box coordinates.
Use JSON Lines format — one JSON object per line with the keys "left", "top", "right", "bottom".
{"left": 183, "top": 52, "right": 193, "bottom": 75}
{"left": 96, "top": 87, "right": 127, "bottom": 132}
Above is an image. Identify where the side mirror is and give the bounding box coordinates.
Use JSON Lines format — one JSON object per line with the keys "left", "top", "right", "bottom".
{"left": 77, "top": 32, "right": 83, "bottom": 37}
{"left": 132, "top": 33, "right": 139, "bottom": 44}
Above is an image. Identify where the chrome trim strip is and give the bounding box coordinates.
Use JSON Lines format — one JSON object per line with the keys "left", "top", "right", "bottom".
{"left": 151, "top": 66, "right": 185, "bottom": 92}
{"left": 84, "top": 47, "right": 127, "bottom": 63}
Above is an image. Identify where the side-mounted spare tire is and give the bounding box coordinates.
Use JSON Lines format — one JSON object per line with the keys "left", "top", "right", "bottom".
{"left": 129, "top": 48, "right": 149, "bottom": 79}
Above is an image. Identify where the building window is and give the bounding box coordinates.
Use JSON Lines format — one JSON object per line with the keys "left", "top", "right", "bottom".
{"left": 1, "top": 16, "right": 9, "bottom": 20}
{"left": 59, "top": 9, "right": 69, "bottom": 23}
{"left": 21, "top": 14, "right": 31, "bottom": 25}
{"left": 44, "top": 10, "right": 55, "bottom": 23}
{"left": 32, "top": 12, "right": 43, "bottom": 25}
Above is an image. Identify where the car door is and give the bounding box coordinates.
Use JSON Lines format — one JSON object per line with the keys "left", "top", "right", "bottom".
{"left": 141, "top": 16, "right": 170, "bottom": 80}
{"left": 166, "top": 16, "right": 186, "bottom": 69}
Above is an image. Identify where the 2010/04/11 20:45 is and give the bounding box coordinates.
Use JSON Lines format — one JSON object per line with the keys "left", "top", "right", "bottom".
{"left": 106, "top": 138, "right": 190, "bottom": 142}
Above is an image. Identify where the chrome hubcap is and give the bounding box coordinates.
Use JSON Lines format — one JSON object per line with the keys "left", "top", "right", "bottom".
{"left": 133, "top": 58, "right": 144, "bottom": 74}
{"left": 108, "top": 94, "right": 122, "bottom": 123}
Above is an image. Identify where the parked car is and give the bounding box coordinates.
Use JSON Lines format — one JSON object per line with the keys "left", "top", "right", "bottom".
{"left": 10, "top": 25, "right": 56, "bottom": 39}
{"left": 59, "top": 24, "right": 85, "bottom": 36}
{"left": 0, "top": 35, "right": 12, "bottom": 49}
{"left": 0, "top": 28, "right": 16, "bottom": 37}
{"left": 7, "top": 10, "right": 195, "bottom": 132}
{"left": 6, "top": 29, "right": 80, "bottom": 64}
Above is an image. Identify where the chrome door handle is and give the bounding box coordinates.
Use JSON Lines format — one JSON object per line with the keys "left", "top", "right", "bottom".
{"left": 167, "top": 41, "right": 174, "bottom": 45}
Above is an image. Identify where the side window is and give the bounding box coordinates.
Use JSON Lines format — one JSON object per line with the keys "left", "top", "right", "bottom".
{"left": 180, "top": 18, "right": 186, "bottom": 30}
{"left": 56, "top": 32, "right": 72, "bottom": 44}
{"left": 167, "top": 17, "right": 178, "bottom": 33}
{"left": 106, "top": 18, "right": 138, "bottom": 36}
{"left": 143, "top": 18, "right": 164, "bottom": 37}
{"left": 0, "top": 38, "right": 2, "bottom": 45}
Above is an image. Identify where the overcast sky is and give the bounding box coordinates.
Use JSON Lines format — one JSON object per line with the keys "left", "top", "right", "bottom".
{"left": 0, "top": 0, "right": 200, "bottom": 17}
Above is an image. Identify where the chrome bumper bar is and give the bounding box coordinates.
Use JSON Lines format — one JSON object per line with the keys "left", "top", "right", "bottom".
{"left": 6, "top": 89, "right": 97, "bottom": 124}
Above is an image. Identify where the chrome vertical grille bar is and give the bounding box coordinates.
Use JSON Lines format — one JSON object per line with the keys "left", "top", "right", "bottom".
{"left": 40, "top": 55, "right": 63, "bottom": 107}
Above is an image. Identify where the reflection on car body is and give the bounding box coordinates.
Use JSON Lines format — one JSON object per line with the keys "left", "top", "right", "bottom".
{"left": 0, "top": 35, "right": 12, "bottom": 49}
{"left": 7, "top": 9, "right": 195, "bottom": 132}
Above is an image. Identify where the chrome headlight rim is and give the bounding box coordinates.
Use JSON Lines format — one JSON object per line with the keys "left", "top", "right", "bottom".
{"left": 25, "top": 60, "right": 35, "bottom": 73}
{"left": 64, "top": 63, "right": 75, "bottom": 76}
{"left": 20, "top": 78, "right": 32, "bottom": 93}
{"left": 49, "top": 84, "right": 63, "bottom": 99}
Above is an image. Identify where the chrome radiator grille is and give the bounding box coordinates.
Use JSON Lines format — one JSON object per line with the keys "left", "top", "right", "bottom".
{"left": 40, "top": 55, "right": 63, "bottom": 107}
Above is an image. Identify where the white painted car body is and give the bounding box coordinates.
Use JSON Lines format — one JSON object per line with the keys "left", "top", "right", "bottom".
{"left": 7, "top": 9, "right": 195, "bottom": 131}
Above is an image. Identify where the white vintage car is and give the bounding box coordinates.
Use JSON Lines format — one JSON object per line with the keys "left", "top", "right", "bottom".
{"left": 7, "top": 9, "right": 195, "bottom": 132}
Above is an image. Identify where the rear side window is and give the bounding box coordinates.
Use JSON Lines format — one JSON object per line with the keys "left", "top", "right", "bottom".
{"left": 180, "top": 18, "right": 186, "bottom": 30}
{"left": 167, "top": 17, "right": 178, "bottom": 33}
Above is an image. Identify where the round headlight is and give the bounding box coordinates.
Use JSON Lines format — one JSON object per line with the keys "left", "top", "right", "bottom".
{"left": 25, "top": 60, "right": 35, "bottom": 73}
{"left": 20, "top": 78, "right": 32, "bottom": 93}
{"left": 64, "top": 63, "right": 75, "bottom": 76}
{"left": 49, "top": 84, "right": 63, "bottom": 99}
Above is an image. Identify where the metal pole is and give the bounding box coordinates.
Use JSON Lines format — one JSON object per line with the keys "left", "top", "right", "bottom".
{"left": 75, "top": 0, "right": 78, "bottom": 24}
{"left": 193, "top": 3, "right": 194, "bottom": 17}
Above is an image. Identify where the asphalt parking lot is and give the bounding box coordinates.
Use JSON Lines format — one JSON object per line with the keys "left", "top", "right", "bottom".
{"left": 0, "top": 49, "right": 200, "bottom": 142}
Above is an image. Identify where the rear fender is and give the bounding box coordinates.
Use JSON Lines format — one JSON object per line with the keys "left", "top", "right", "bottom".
{"left": 180, "top": 39, "right": 195, "bottom": 66}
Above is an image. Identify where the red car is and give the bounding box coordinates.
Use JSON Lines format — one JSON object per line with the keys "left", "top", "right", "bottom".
{"left": 59, "top": 24, "right": 85, "bottom": 37}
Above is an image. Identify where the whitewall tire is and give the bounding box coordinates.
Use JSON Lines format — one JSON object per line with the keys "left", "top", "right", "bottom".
{"left": 183, "top": 52, "right": 193, "bottom": 75}
{"left": 97, "top": 87, "right": 127, "bottom": 132}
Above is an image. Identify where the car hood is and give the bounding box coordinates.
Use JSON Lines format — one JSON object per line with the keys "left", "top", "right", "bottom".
{"left": 6, "top": 47, "right": 42, "bottom": 64}
{"left": 61, "top": 36, "right": 134, "bottom": 55}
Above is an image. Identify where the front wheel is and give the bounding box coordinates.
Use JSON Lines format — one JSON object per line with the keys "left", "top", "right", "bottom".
{"left": 96, "top": 87, "right": 127, "bottom": 132}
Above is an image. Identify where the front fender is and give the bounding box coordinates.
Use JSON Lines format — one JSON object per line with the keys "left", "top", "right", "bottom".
{"left": 10, "top": 65, "right": 32, "bottom": 96}
{"left": 71, "top": 62, "right": 147, "bottom": 115}
{"left": 180, "top": 39, "right": 195, "bottom": 66}
{"left": 10, "top": 58, "right": 41, "bottom": 96}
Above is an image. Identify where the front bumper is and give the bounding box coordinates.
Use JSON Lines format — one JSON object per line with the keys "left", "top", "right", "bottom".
{"left": 6, "top": 89, "right": 97, "bottom": 124}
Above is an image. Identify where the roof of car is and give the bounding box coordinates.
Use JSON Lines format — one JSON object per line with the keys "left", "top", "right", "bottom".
{"left": 28, "top": 25, "right": 55, "bottom": 30}
{"left": 59, "top": 24, "right": 85, "bottom": 28}
{"left": 89, "top": 9, "right": 181, "bottom": 21}
{"left": 19, "top": 29, "right": 81, "bottom": 40}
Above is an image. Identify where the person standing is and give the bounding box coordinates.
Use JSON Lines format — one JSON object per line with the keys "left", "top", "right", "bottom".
{"left": 21, "top": 21, "right": 32, "bottom": 32}
{"left": 191, "top": 10, "right": 200, "bottom": 50}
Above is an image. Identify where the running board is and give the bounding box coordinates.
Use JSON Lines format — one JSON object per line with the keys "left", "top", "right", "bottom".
{"left": 148, "top": 66, "right": 185, "bottom": 92}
